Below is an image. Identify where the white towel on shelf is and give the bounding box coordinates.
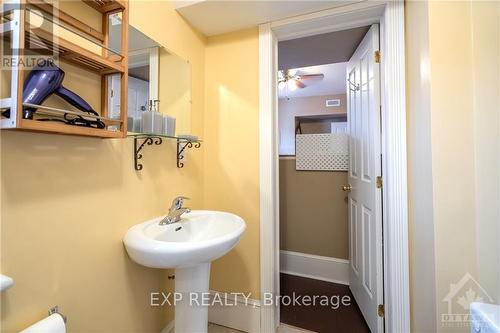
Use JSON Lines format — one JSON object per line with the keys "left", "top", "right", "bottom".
{"left": 20, "top": 313, "right": 66, "bottom": 333}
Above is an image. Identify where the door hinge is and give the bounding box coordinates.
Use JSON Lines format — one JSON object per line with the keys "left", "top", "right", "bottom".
{"left": 374, "top": 50, "right": 381, "bottom": 63}
{"left": 376, "top": 176, "right": 383, "bottom": 189}
{"left": 378, "top": 304, "right": 385, "bottom": 317}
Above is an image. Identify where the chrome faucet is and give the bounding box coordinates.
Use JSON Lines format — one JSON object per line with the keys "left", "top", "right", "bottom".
{"left": 159, "top": 196, "right": 191, "bottom": 225}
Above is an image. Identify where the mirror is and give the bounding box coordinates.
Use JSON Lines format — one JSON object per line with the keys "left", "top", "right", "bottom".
{"left": 108, "top": 18, "right": 192, "bottom": 136}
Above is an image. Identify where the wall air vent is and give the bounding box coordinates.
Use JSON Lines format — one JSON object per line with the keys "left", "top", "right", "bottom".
{"left": 326, "top": 99, "right": 341, "bottom": 107}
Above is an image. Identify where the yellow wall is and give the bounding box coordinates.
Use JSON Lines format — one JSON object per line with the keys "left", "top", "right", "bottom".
{"left": 407, "top": 1, "right": 500, "bottom": 332}
{"left": 405, "top": 1, "right": 438, "bottom": 331}
{"left": 203, "top": 28, "right": 261, "bottom": 297}
{"left": 0, "top": 1, "right": 206, "bottom": 332}
{"left": 470, "top": 1, "right": 500, "bottom": 305}
{"left": 428, "top": 2, "right": 478, "bottom": 330}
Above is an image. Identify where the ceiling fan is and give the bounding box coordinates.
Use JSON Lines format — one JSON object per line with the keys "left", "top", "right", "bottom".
{"left": 278, "top": 69, "right": 324, "bottom": 91}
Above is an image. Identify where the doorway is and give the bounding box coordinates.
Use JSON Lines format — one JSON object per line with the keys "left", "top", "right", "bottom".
{"left": 258, "top": 2, "right": 409, "bottom": 332}
{"left": 277, "top": 23, "right": 382, "bottom": 333}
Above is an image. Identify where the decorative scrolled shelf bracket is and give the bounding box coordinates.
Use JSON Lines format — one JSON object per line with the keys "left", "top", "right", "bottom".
{"left": 134, "top": 136, "right": 163, "bottom": 171}
{"left": 177, "top": 140, "right": 201, "bottom": 168}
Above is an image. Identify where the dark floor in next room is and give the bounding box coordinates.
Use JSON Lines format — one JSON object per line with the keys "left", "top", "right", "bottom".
{"left": 280, "top": 273, "right": 370, "bottom": 333}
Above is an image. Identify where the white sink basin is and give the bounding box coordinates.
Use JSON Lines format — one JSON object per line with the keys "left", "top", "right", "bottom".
{"left": 123, "top": 210, "right": 246, "bottom": 268}
{"left": 123, "top": 210, "right": 246, "bottom": 333}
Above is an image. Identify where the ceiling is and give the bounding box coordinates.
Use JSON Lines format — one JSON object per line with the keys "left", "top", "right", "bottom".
{"left": 129, "top": 66, "right": 149, "bottom": 82}
{"left": 172, "top": 0, "right": 354, "bottom": 36}
{"left": 278, "top": 62, "right": 347, "bottom": 99}
{"left": 278, "top": 26, "right": 369, "bottom": 70}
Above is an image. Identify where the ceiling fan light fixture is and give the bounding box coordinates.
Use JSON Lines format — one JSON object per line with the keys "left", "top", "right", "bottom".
{"left": 287, "top": 79, "right": 298, "bottom": 91}
{"left": 278, "top": 70, "right": 285, "bottom": 80}
{"left": 278, "top": 81, "right": 286, "bottom": 90}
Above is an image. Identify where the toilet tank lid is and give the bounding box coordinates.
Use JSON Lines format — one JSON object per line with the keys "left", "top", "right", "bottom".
{"left": 471, "top": 303, "right": 500, "bottom": 333}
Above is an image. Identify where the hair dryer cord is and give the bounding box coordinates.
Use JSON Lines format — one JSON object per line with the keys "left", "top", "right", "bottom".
{"left": 63, "top": 111, "right": 105, "bottom": 129}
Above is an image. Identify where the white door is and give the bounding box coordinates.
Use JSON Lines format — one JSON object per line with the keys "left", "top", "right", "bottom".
{"left": 331, "top": 122, "right": 348, "bottom": 134}
{"left": 128, "top": 76, "right": 150, "bottom": 116}
{"left": 346, "top": 24, "right": 384, "bottom": 333}
{"left": 108, "top": 75, "right": 150, "bottom": 119}
{"left": 107, "top": 74, "right": 121, "bottom": 119}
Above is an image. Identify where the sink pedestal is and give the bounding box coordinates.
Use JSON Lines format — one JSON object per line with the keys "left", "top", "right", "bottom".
{"left": 175, "top": 263, "right": 211, "bottom": 333}
{"left": 123, "top": 211, "right": 246, "bottom": 332}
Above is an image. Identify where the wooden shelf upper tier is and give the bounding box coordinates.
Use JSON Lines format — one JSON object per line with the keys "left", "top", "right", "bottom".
{"left": 82, "top": 0, "right": 127, "bottom": 13}
{"left": 25, "top": 26, "right": 125, "bottom": 75}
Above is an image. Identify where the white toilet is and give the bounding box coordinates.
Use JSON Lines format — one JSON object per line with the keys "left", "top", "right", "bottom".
{"left": 471, "top": 303, "right": 500, "bottom": 333}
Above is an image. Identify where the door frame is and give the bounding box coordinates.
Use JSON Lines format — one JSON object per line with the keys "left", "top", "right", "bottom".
{"left": 258, "top": 1, "right": 410, "bottom": 332}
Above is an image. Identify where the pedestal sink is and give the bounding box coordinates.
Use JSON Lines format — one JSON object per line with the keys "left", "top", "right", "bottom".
{"left": 123, "top": 210, "right": 246, "bottom": 333}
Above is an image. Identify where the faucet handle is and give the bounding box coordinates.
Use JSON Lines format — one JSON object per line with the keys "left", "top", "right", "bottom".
{"left": 170, "top": 196, "right": 190, "bottom": 210}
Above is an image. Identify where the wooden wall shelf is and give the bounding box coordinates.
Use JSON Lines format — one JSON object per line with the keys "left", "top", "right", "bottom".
{"left": 82, "top": 0, "right": 126, "bottom": 14}
{"left": 0, "top": 0, "right": 129, "bottom": 139}
{"left": 20, "top": 119, "right": 123, "bottom": 138}
{"left": 28, "top": 0, "right": 105, "bottom": 42}
{"left": 26, "top": 26, "right": 125, "bottom": 74}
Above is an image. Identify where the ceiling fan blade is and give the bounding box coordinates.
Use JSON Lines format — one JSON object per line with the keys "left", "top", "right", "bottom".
{"left": 299, "top": 73, "right": 325, "bottom": 80}
{"left": 296, "top": 80, "right": 306, "bottom": 88}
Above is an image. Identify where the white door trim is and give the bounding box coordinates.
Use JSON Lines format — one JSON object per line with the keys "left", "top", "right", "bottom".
{"left": 379, "top": 3, "right": 410, "bottom": 332}
{"left": 259, "top": 22, "right": 281, "bottom": 331}
{"left": 259, "top": 2, "right": 410, "bottom": 332}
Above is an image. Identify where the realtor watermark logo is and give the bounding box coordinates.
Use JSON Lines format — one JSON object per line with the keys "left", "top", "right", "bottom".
{"left": 151, "top": 292, "right": 254, "bottom": 308}
{"left": 1, "top": 1, "right": 59, "bottom": 71}
{"left": 264, "top": 292, "right": 351, "bottom": 310}
{"left": 441, "top": 272, "right": 494, "bottom": 328}
{"left": 151, "top": 292, "right": 351, "bottom": 310}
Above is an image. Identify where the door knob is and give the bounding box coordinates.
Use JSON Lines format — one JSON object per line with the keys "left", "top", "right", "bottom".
{"left": 342, "top": 185, "right": 352, "bottom": 192}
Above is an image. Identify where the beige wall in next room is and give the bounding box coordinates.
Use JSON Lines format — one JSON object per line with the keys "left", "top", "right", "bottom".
{"left": 279, "top": 158, "right": 348, "bottom": 259}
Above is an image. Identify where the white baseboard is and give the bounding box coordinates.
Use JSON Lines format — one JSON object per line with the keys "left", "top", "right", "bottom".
{"left": 280, "top": 250, "right": 349, "bottom": 285}
{"left": 278, "top": 323, "right": 318, "bottom": 333}
{"left": 208, "top": 290, "right": 261, "bottom": 333}
{"left": 160, "top": 291, "right": 261, "bottom": 333}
